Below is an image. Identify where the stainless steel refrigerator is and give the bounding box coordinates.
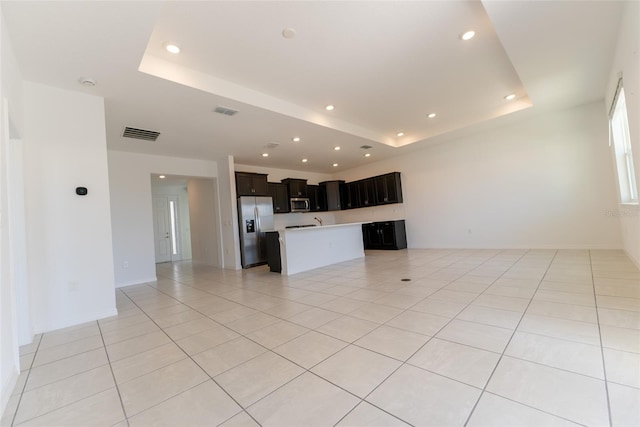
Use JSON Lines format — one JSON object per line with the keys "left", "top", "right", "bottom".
{"left": 238, "top": 196, "right": 274, "bottom": 268}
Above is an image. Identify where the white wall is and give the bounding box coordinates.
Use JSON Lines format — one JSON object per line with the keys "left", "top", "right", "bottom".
{"left": 0, "top": 7, "right": 24, "bottom": 415}
{"left": 108, "top": 151, "right": 217, "bottom": 286}
{"left": 605, "top": 0, "right": 640, "bottom": 267}
{"left": 333, "top": 101, "right": 622, "bottom": 250}
{"left": 187, "top": 178, "right": 220, "bottom": 266}
{"left": 0, "top": 109, "right": 18, "bottom": 419}
{"left": 22, "top": 82, "right": 117, "bottom": 333}
{"left": 151, "top": 182, "right": 192, "bottom": 260}
{"left": 215, "top": 156, "right": 241, "bottom": 269}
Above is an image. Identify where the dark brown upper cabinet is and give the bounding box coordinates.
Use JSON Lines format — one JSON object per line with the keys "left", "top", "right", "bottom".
{"left": 235, "top": 172, "right": 269, "bottom": 196}
{"left": 374, "top": 172, "right": 403, "bottom": 204}
{"left": 319, "top": 180, "right": 344, "bottom": 211}
{"left": 281, "top": 178, "right": 308, "bottom": 198}
{"left": 267, "top": 182, "right": 290, "bottom": 213}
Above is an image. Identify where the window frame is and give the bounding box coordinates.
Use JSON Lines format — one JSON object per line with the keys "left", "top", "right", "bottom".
{"left": 609, "top": 78, "right": 638, "bottom": 205}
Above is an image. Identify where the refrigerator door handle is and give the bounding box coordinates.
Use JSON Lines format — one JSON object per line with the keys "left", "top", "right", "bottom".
{"left": 255, "top": 206, "right": 261, "bottom": 232}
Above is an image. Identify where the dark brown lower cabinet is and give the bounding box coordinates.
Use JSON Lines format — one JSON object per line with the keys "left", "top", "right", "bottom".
{"left": 362, "top": 220, "right": 407, "bottom": 250}
{"left": 265, "top": 231, "right": 281, "bottom": 272}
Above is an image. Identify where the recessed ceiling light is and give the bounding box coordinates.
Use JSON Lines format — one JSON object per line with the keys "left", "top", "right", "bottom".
{"left": 292, "top": 137, "right": 301, "bottom": 142}
{"left": 78, "top": 77, "right": 96, "bottom": 87}
{"left": 334, "top": 146, "right": 341, "bottom": 151}
{"left": 460, "top": 30, "right": 475, "bottom": 41}
{"left": 325, "top": 105, "right": 335, "bottom": 111}
{"left": 396, "top": 132, "right": 404, "bottom": 137}
{"left": 301, "top": 158, "right": 308, "bottom": 163}
{"left": 159, "top": 175, "right": 166, "bottom": 179}
{"left": 282, "top": 28, "right": 297, "bottom": 39}
{"left": 427, "top": 113, "right": 437, "bottom": 118}
{"left": 364, "top": 153, "right": 371, "bottom": 157}
{"left": 332, "top": 163, "right": 339, "bottom": 167}
{"left": 262, "top": 153, "right": 269, "bottom": 157}
{"left": 163, "top": 42, "right": 181, "bottom": 54}
{"left": 504, "top": 93, "right": 517, "bottom": 101}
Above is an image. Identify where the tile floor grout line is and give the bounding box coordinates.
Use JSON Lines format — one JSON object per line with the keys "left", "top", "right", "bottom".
{"left": 8, "top": 384, "right": 120, "bottom": 426}
{"left": 117, "top": 289, "right": 265, "bottom": 427}
{"left": 357, "top": 249, "right": 531, "bottom": 396}
{"left": 160, "top": 248, "right": 457, "bottom": 316}
{"left": 589, "top": 249, "right": 614, "bottom": 427}
{"left": 9, "top": 333, "right": 43, "bottom": 427}
{"left": 479, "top": 390, "right": 591, "bottom": 427}
{"left": 8, "top": 331, "right": 126, "bottom": 426}
{"left": 334, "top": 249, "right": 530, "bottom": 425}
{"left": 96, "top": 321, "right": 131, "bottom": 427}
{"left": 16, "top": 342, "right": 103, "bottom": 376}
{"left": 121, "top": 281, "right": 370, "bottom": 422}
{"left": 146, "top": 251, "right": 468, "bottom": 360}
{"left": 125, "top": 250, "right": 469, "bottom": 426}
{"left": 13, "top": 355, "right": 110, "bottom": 395}
{"left": 14, "top": 251, "right": 634, "bottom": 423}
{"left": 319, "top": 249, "right": 503, "bottom": 378}
{"left": 330, "top": 393, "right": 414, "bottom": 427}
{"left": 462, "top": 249, "right": 560, "bottom": 427}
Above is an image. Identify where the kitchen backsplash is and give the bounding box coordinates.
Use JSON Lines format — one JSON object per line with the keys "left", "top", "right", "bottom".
{"left": 273, "top": 211, "right": 337, "bottom": 230}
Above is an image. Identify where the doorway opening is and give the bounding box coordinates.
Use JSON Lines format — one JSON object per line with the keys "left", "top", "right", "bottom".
{"left": 151, "top": 175, "right": 221, "bottom": 267}
{"left": 152, "top": 194, "right": 186, "bottom": 263}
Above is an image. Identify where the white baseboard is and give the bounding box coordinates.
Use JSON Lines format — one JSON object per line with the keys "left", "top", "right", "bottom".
{"left": 34, "top": 307, "right": 118, "bottom": 335}
{"left": 1, "top": 367, "right": 19, "bottom": 419}
{"left": 115, "top": 276, "right": 157, "bottom": 288}
{"left": 624, "top": 249, "right": 640, "bottom": 271}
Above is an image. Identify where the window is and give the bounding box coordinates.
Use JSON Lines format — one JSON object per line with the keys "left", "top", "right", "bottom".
{"left": 169, "top": 200, "right": 179, "bottom": 255}
{"left": 610, "top": 80, "right": 638, "bottom": 204}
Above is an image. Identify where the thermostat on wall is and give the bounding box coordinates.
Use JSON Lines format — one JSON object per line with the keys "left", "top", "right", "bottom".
{"left": 75, "top": 187, "right": 88, "bottom": 196}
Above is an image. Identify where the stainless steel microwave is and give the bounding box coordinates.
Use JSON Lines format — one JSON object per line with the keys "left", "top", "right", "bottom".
{"left": 290, "top": 198, "right": 310, "bottom": 212}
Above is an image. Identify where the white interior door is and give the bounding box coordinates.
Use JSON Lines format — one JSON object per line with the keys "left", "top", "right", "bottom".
{"left": 153, "top": 196, "right": 171, "bottom": 263}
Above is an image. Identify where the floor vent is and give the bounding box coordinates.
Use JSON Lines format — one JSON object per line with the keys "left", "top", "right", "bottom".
{"left": 214, "top": 106, "right": 239, "bottom": 116}
{"left": 122, "top": 127, "right": 160, "bottom": 141}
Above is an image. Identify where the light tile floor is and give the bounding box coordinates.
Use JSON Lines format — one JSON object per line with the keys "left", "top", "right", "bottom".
{"left": 3, "top": 249, "right": 640, "bottom": 426}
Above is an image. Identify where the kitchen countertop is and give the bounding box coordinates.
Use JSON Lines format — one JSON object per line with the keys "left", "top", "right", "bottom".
{"left": 275, "top": 222, "right": 371, "bottom": 232}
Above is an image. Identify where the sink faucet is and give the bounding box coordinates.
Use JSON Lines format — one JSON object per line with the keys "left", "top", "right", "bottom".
{"left": 314, "top": 216, "right": 323, "bottom": 226}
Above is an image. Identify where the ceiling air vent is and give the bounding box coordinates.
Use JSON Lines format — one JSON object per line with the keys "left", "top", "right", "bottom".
{"left": 122, "top": 127, "right": 160, "bottom": 141}
{"left": 213, "top": 105, "right": 239, "bottom": 116}
{"left": 360, "top": 145, "right": 372, "bottom": 150}
{"left": 265, "top": 142, "right": 280, "bottom": 149}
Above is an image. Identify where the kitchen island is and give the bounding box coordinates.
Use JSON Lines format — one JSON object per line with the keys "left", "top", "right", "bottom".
{"left": 274, "top": 223, "right": 369, "bottom": 276}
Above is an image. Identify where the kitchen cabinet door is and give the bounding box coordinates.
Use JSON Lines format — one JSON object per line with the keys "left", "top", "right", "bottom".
{"left": 236, "top": 172, "right": 269, "bottom": 196}
{"left": 268, "top": 182, "right": 290, "bottom": 213}
{"left": 374, "top": 172, "right": 403, "bottom": 204}
{"left": 359, "top": 178, "right": 377, "bottom": 207}
{"left": 307, "top": 185, "right": 326, "bottom": 212}
{"left": 320, "top": 180, "right": 343, "bottom": 211}
{"left": 282, "top": 178, "right": 307, "bottom": 198}
{"left": 362, "top": 223, "right": 381, "bottom": 247}
{"left": 362, "top": 220, "right": 407, "bottom": 250}
{"left": 341, "top": 181, "right": 360, "bottom": 209}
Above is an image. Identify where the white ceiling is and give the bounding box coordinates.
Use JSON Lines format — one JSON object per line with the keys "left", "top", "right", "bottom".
{"left": 3, "top": 1, "right": 624, "bottom": 173}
